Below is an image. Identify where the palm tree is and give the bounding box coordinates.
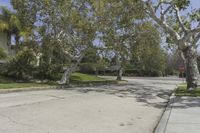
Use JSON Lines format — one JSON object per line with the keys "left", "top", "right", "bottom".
{"left": 0, "top": 6, "right": 21, "bottom": 53}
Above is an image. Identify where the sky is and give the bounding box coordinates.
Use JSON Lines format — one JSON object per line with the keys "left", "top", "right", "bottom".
{"left": 0, "top": 0, "right": 12, "bottom": 9}
{"left": 190, "top": 0, "right": 200, "bottom": 8}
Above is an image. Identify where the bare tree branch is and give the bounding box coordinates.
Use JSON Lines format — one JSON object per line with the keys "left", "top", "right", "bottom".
{"left": 161, "top": 1, "right": 172, "bottom": 5}
{"left": 191, "top": 27, "right": 200, "bottom": 34}
{"left": 194, "top": 33, "right": 200, "bottom": 48}
{"left": 154, "top": 1, "right": 162, "bottom": 12}
{"left": 162, "top": 5, "right": 172, "bottom": 15}
{"left": 173, "top": 5, "right": 188, "bottom": 32}
{"left": 143, "top": 0, "right": 180, "bottom": 40}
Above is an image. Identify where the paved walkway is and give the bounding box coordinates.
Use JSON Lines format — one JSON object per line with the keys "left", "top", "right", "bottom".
{"left": 0, "top": 77, "right": 181, "bottom": 133}
{"left": 155, "top": 96, "right": 200, "bottom": 133}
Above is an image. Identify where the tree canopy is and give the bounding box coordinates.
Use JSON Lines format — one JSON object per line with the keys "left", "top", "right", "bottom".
{"left": 0, "top": 0, "right": 182, "bottom": 83}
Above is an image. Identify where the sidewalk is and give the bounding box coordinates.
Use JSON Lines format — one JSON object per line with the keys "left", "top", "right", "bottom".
{"left": 155, "top": 96, "right": 200, "bottom": 133}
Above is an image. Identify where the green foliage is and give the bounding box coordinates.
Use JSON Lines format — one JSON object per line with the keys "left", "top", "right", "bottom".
{"left": 4, "top": 47, "right": 37, "bottom": 79}
{"left": 70, "top": 72, "right": 118, "bottom": 85}
{"left": 0, "top": 83, "right": 50, "bottom": 89}
{"left": 79, "top": 61, "right": 108, "bottom": 75}
{"left": 190, "top": 9, "right": 200, "bottom": 22}
{"left": 11, "top": 0, "right": 98, "bottom": 83}
{"left": 70, "top": 73, "right": 106, "bottom": 82}
{"left": 0, "top": 6, "right": 21, "bottom": 33}
{"left": 11, "top": 0, "right": 36, "bottom": 29}
{"left": 80, "top": 49, "right": 108, "bottom": 74}
{"left": 0, "top": 48, "right": 7, "bottom": 59}
{"left": 95, "top": 59, "right": 108, "bottom": 71}
{"left": 9, "top": 0, "right": 175, "bottom": 81}
{"left": 79, "top": 63, "right": 96, "bottom": 73}
{"left": 131, "top": 22, "right": 167, "bottom": 76}
{"left": 0, "top": 75, "right": 13, "bottom": 83}
{"left": 173, "top": 0, "right": 190, "bottom": 10}
{"left": 165, "top": 51, "right": 183, "bottom": 76}
{"left": 0, "top": 6, "right": 24, "bottom": 52}
{"left": 37, "top": 40, "right": 68, "bottom": 80}
{"left": 0, "top": 6, "right": 12, "bottom": 31}
{"left": 93, "top": 0, "right": 147, "bottom": 76}
{"left": 38, "top": 63, "right": 63, "bottom": 80}
{"left": 175, "top": 84, "right": 200, "bottom": 97}
{"left": 165, "top": 66, "right": 179, "bottom": 75}
{"left": 81, "top": 49, "right": 100, "bottom": 63}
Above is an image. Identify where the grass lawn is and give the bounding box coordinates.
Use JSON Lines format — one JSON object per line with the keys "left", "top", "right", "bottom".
{"left": 0, "top": 75, "right": 55, "bottom": 89}
{"left": 0, "top": 83, "right": 51, "bottom": 89}
{"left": 0, "top": 73, "right": 118, "bottom": 89}
{"left": 70, "top": 72, "right": 118, "bottom": 84}
{"left": 70, "top": 73, "right": 106, "bottom": 82}
{"left": 175, "top": 84, "right": 200, "bottom": 97}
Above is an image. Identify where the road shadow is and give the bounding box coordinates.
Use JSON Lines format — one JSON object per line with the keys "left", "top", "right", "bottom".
{"left": 170, "top": 97, "right": 200, "bottom": 109}
{"left": 65, "top": 83, "right": 174, "bottom": 109}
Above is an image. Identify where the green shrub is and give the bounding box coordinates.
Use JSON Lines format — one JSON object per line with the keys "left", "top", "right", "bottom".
{"left": 3, "top": 48, "right": 37, "bottom": 80}
{"left": 124, "top": 69, "right": 163, "bottom": 77}
{"left": 0, "top": 48, "right": 7, "bottom": 59}
{"left": 149, "top": 70, "right": 163, "bottom": 77}
{"left": 37, "top": 62, "right": 63, "bottom": 80}
{"left": 79, "top": 63, "right": 96, "bottom": 73}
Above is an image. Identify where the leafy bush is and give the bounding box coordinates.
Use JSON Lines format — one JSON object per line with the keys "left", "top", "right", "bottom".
{"left": 37, "top": 62, "right": 63, "bottom": 80}
{"left": 124, "top": 69, "right": 142, "bottom": 76}
{"left": 148, "top": 70, "right": 163, "bottom": 77}
{"left": 3, "top": 48, "right": 37, "bottom": 80}
{"left": 79, "top": 63, "right": 96, "bottom": 74}
{"left": 0, "top": 48, "right": 7, "bottom": 59}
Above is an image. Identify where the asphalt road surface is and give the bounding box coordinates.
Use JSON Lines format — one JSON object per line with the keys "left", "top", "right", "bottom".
{"left": 0, "top": 77, "right": 181, "bottom": 133}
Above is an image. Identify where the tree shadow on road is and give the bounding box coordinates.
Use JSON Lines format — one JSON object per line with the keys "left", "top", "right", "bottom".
{"left": 67, "top": 83, "right": 174, "bottom": 109}
{"left": 170, "top": 97, "right": 200, "bottom": 109}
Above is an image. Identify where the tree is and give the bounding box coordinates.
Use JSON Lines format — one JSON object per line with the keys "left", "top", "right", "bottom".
{"left": 140, "top": 0, "right": 200, "bottom": 89}
{"left": 0, "top": 7, "right": 15, "bottom": 52}
{"left": 11, "top": 0, "right": 36, "bottom": 40}
{"left": 80, "top": 48, "right": 101, "bottom": 74}
{"left": 5, "top": 47, "right": 37, "bottom": 79}
{"left": 95, "top": 0, "right": 146, "bottom": 80}
{"left": 131, "top": 22, "right": 167, "bottom": 76}
{"left": 12, "top": 0, "right": 97, "bottom": 84}
{"left": 0, "top": 6, "right": 26, "bottom": 52}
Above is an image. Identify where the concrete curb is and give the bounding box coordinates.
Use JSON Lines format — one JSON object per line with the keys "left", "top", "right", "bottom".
{"left": 154, "top": 94, "right": 176, "bottom": 133}
{"left": 0, "top": 81, "right": 126, "bottom": 94}
{"left": 0, "top": 86, "right": 58, "bottom": 94}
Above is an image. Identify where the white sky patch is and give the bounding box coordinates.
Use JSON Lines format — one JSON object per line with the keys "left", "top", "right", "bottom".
{"left": 0, "top": 0, "right": 12, "bottom": 10}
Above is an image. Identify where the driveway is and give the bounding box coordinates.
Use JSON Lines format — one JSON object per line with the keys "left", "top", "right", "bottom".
{"left": 0, "top": 77, "right": 181, "bottom": 133}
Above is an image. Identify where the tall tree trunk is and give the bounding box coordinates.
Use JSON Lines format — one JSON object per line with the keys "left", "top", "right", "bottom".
{"left": 59, "top": 53, "right": 85, "bottom": 85}
{"left": 59, "top": 64, "right": 78, "bottom": 85}
{"left": 117, "top": 67, "right": 123, "bottom": 81}
{"left": 183, "top": 46, "right": 200, "bottom": 90}
{"left": 59, "top": 68, "right": 73, "bottom": 85}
